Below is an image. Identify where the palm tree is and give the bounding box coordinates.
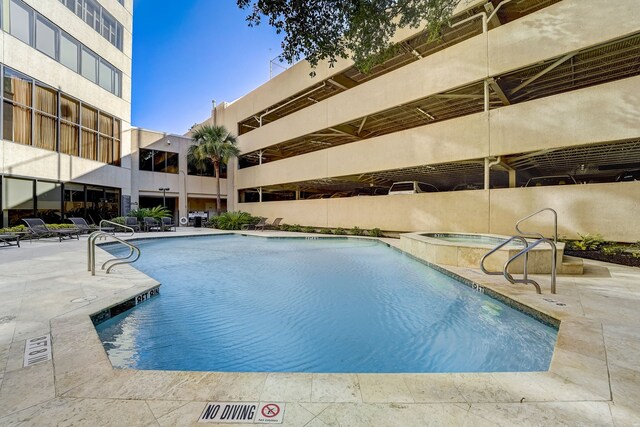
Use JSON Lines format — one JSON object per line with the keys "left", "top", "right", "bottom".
{"left": 187, "top": 125, "right": 241, "bottom": 216}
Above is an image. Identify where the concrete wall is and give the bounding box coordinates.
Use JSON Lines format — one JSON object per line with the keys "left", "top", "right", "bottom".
{"left": 488, "top": 182, "right": 640, "bottom": 242}
{"left": 238, "top": 182, "right": 640, "bottom": 242}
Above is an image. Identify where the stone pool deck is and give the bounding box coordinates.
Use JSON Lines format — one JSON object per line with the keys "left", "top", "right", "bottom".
{"left": 0, "top": 228, "right": 639, "bottom": 426}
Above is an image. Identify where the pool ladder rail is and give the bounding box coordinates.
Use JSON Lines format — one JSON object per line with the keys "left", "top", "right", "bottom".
{"left": 480, "top": 208, "right": 558, "bottom": 294}
{"left": 88, "top": 220, "right": 140, "bottom": 276}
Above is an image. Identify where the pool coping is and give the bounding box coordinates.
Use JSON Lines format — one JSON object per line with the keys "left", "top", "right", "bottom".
{"left": 2, "top": 228, "right": 631, "bottom": 425}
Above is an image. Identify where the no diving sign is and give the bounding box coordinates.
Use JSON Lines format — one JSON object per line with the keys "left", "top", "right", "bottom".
{"left": 199, "top": 402, "right": 285, "bottom": 424}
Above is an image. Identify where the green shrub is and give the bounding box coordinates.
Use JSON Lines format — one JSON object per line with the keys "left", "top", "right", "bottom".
{"left": 110, "top": 216, "right": 126, "bottom": 225}
{"left": 301, "top": 226, "right": 315, "bottom": 233}
{"left": 47, "top": 224, "right": 76, "bottom": 229}
{"left": 333, "top": 227, "right": 346, "bottom": 235}
{"left": 286, "top": 224, "right": 302, "bottom": 232}
{"left": 602, "top": 245, "right": 624, "bottom": 256}
{"left": 128, "top": 206, "right": 171, "bottom": 221}
{"left": 368, "top": 228, "right": 383, "bottom": 237}
{"left": 205, "top": 217, "right": 219, "bottom": 228}
{"left": 319, "top": 228, "right": 333, "bottom": 234}
{"left": 216, "top": 211, "right": 256, "bottom": 230}
{"left": 0, "top": 225, "right": 26, "bottom": 233}
{"left": 350, "top": 226, "right": 364, "bottom": 236}
{"left": 574, "top": 233, "right": 605, "bottom": 250}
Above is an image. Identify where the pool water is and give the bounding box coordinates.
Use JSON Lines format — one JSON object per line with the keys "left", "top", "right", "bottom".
{"left": 423, "top": 233, "right": 526, "bottom": 247}
{"left": 96, "top": 235, "right": 557, "bottom": 373}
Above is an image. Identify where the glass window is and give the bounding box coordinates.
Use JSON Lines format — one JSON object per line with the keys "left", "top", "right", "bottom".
{"left": 81, "top": 129, "right": 97, "bottom": 160}
{"left": 113, "top": 138, "right": 121, "bottom": 166}
{"left": 81, "top": 105, "right": 97, "bottom": 130}
{"left": 34, "top": 113, "right": 57, "bottom": 151}
{"left": 35, "top": 16, "right": 58, "bottom": 59}
{"left": 139, "top": 149, "right": 154, "bottom": 171}
{"left": 86, "top": 185, "right": 105, "bottom": 221}
{"left": 60, "top": 32, "right": 79, "bottom": 72}
{"left": 9, "top": 0, "right": 32, "bottom": 45}
{"left": 35, "top": 84, "right": 57, "bottom": 115}
{"left": 116, "top": 24, "right": 123, "bottom": 50}
{"left": 3, "top": 68, "right": 32, "bottom": 106}
{"left": 114, "top": 70, "right": 121, "bottom": 97}
{"left": 60, "top": 121, "right": 79, "bottom": 156}
{"left": 101, "top": 11, "right": 117, "bottom": 45}
{"left": 104, "top": 188, "right": 120, "bottom": 218}
{"left": 99, "top": 113, "right": 113, "bottom": 136}
{"left": 36, "top": 181, "right": 62, "bottom": 222}
{"left": 83, "top": 0, "right": 100, "bottom": 31}
{"left": 81, "top": 47, "right": 98, "bottom": 83}
{"left": 3, "top": 101, "right": 32, "bottom": 145}
{"left": 154, "top": 150, "right": 167, "bottom": 172}
{"left": 165, "top": 152, "right": 179, "bottom": 174}
{"left": 98, "top": 135, "right": 112, "bottom": 163}
{"left": 63, "top": 183, "right": 85, "bottom": 219}
{"left": 2, "top": 177, "right": 34, "bottom": 226}
{"left": 60, "top": 95, "right": 79, "bottom": 123}
{"left": 98, "top": 61, "right": 113, "bottom": 93}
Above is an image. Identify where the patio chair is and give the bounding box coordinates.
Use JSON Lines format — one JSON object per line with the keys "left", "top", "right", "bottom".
{"left": 143, "top": 217, "right": 161, "bottom": 232}
{"left": 68, "top": 217, "right": 115, "bottom": 235}
{"left": 0, "top": 234, "right": 20, "bottom": 247}
{"left": 22, "top": 218, "right": 80, "bottom": 242}
{"left": 264, "top": 217, "right": 283, "bottom": 230}
{"left": 161, "top": 217, "right": 176, "bottom": 231}
{"left": 241, "top": 217, "right": 267, "bottom": 231}
{"left": 124, "top": 217, "right": 141, "bottom": 232}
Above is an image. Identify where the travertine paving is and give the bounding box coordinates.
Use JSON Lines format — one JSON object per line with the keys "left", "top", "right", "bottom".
{"left": 0, "top": 229, "right": 639, "bottom": 426}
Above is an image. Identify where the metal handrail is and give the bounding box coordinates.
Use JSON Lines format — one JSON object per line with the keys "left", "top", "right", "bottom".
{"left": 99, "top": 219, "right": 135, "bottom": 236}
{"left": 503, "top": 238, "right": 557, "bottom": 294}
{"left": 480, "top": 235, "right": 530, "bottom": 279}
{"left": 515, "top": 208, "right": 558, "bottom": 243}
{"left": 88, "top": 230, "right": 140, "bottom": 275}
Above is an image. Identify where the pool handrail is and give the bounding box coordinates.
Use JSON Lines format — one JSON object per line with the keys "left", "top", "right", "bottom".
{"left": 480, "top": 235, "right": 530, "bottom": 280}
{"left": 503, "top": 237, "right": 557, "bottom": 294}
{"left": 88, "top": 230, "right": 140, "bottom": 275}
{"left": 515, "top": 208, "right": 558, "bottom": 243}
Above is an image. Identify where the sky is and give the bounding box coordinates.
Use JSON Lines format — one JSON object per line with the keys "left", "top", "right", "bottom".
{"left": 131, "top": 1, "right": 285, "bottom": 135}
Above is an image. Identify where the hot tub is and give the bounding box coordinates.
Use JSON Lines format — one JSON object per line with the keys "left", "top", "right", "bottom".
{"left": 400, "top": 232, "right": 579, "bottom": 274}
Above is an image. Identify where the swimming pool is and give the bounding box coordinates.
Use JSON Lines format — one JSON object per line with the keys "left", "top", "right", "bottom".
{"left": 96, "top": 235, "right": 557, "bottom": 373}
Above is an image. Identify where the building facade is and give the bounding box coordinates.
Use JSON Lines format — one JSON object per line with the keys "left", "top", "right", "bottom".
{"left": 0, "top": 0, "right": 132, "bottom": 227}
{"left": 206, "top": 0, "right": 640, "bottom": 242}
{"left": 127, "top": 127, "right": 227, "bottom": 223}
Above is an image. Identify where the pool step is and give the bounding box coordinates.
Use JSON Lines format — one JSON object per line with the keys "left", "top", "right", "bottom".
{"left": 559, "top": 255, "right": 584, "bottom": 275}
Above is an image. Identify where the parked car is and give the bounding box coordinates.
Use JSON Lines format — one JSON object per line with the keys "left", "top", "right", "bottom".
{"left": 353, "top": 187, "right": 389, "bottom": 196}
{"left": 388, "top": 181, "right": 439, "bottom": 195}
{"left": 615, "top": 169, "right": 640, "bottom": 182}
{"left": 524, "top": 175, "right": 577, "bottom": 187}
{"left": 306, "top": 193, "right": 331, "bottom": 199}
{"left": 452, "top": 183, "right": 483, "bottom": 191}
{"left": 329, "top": 192, "right": 352, "bottom": 198}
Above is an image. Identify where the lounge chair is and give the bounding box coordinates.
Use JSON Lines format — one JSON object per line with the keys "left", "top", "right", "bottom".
{"left": 0, "top": 234, "right": 20, "bottom": 247}
{"left": 124, "top": 217, "right": 141, "bottom": 232}
{"left": 161, "top": 217, "right": 176, "bottom": 231}
{"left": 22, "top": 218, "right": 80, "bottom": 242}
{"left": 68, "top": 217, "right": 114, "bottom": 234}
{"left": 264, "top": 217, "right": 283, "bottom": 230}
{"left": 143, "top": 217, "right": 161, "bottom": 232}
{"left": 241, "top": 218, "right": 267, "bottom": 231}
